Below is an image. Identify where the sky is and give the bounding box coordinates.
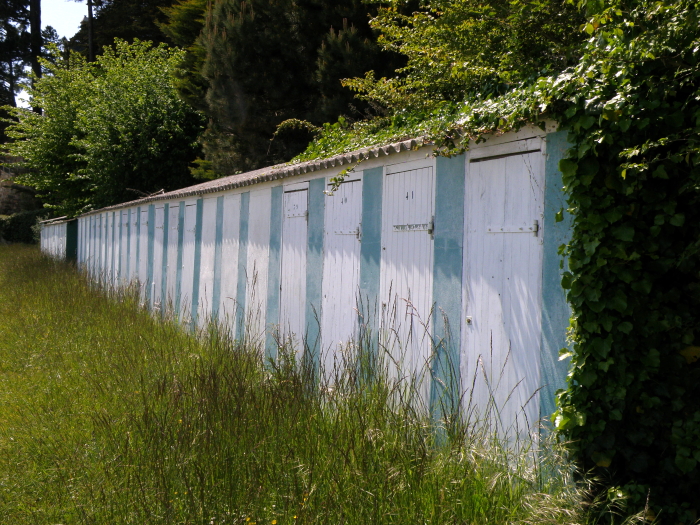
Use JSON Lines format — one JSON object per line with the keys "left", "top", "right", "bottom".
{"left": 43, "top": 0, "right": 88, "bottom": 40}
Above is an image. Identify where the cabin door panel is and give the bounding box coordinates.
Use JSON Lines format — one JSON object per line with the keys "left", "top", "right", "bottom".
{"left": 463, "top": 149, "right": 544, "bottom": 436}
{"left": 138, "top": 208, "right": 149, "bottom": 296}
{"left": 166, "top": 204, "right": 181, "bottom": 312}
{"left": 379, "top": 166, "right": 435, "bottom": 398}
{"left": 152, "top": 205, "right": 165, "bottom": 310}
{"left": 321, "top": 178, "right": 362, "bottom": 376}
{"left": 280, "top": 188, "right": 308, "bottom": 355}
{"left": 197, "top": 198, "right": 217, "bottom": 327}
{"left": 180, "top": 203, "right": 198, "bottom": 322}
{"left": 219, "top": 194, "right": 241, "bottom": 327}
{"left": 120, "top": 210, "right": 129, "bottom": 284}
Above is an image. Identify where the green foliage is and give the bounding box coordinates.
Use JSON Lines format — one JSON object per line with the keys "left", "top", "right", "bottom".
{"left": 3, "top": 40, "right": 204, "bottom": 217}
{"left": 0, "top": 245, "right": 591, "bottom": 524}
{"left": 158, "top": 0, "right": 208, "bottom": 112}
{"left": 546, "top": 1, "right": 700, "bottom": 522}
{"left": 299, "top": 1, "right": 700, "bottom": 521}
{"left": 343, "top": 0, "right": 583, "bottom": 113}
{"left": 67, "top": 0, "right": 175, "bottom": 58}
{"left": 0, "top": 209, "right": 44, "bottom": 243}
{"left": 200, "top": 0, "right": 403, "bottom": 176}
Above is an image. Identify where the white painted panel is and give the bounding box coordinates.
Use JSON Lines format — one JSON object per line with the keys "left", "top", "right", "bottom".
{"left": 129, "top": 208, "right": 139, "bottom": 283}
{"left": 246, "top": 188, "right": 272, "bottom": 347}
{"left": 138, "top": 208, "right": 149, "bottom": 293}
{"left": 280, "top": 187, "right": 308, "bottom": 356}
{"left": 120, "top": 209, "right": 129, "bottom": 285}
{"left": 462, "top": 148, "right": 544, "bottom": 439}
{"left": 379, "top": 165, "right": 435, "bottom": 404}
{"left": 152, "top": 205, "right": 165, "bottom": 311}
{"left": 106, "top": 212, "right": 114, "bottom": 286}
{"left": 219, "top": 193, "right": 241, "bottom": 329}
{"left": 92, "top": 215, "right": 98, "bottom": 278}
{"left": 321, "top": 177, "right": 363, "bottom": 377}
{"left": 197, "top": 198, "right": 218, "bottom": 327}
{"left": 100, "top": 213, "right": 107, "bottom": 280}
{"left": 180, "top": 202, "right": 198, "bottom": 323}
{"left": 77, "top": 220, "right": 83, "bottom": 264}
{"left": 81, "top": 219, "right": 86, "bottom": 265}
{"left": 165, "top": 203, "right": 181, "bottom": 314}
{"left": 113, "top": 212, "right": 122, "bottom": 287}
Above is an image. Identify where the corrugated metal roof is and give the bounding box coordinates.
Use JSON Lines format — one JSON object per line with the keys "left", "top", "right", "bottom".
{"left": 80, "top": 136, "right": 429, "bottom": 217}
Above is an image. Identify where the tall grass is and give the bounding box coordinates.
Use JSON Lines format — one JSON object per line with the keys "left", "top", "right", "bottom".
{"left": 0, "top": 244, "right": 594, "bottom": 524}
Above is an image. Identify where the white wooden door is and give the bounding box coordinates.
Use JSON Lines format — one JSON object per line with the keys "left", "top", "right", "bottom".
{"left": 152, "top": 205, "right": 165, "bottom": 311}
{"left": 113, "top": 212, "right": 122, "bottom": 287}
{"left": 180, "top": 202, "right": 198, "bottom": 323}
{"left": 219, "top": 193, "right": 241, "bottom": 328}
{"left": 246, "top": 189, "right": 272, "bottom": 346}
{"left": 120, "top": 209, "right": 129, "bottom": 284}
{"left": 166, "top": 203, "right": 181, "bottom": 313}
{"left": 98, "top": 215, "right": 104, "bottom": 278}
{"left": 280, "top": 186, "right": 308, "bottom": 356}
{"left": 321, "top": 177, "right": 362, "bottom": 377}
{"left": 138, "top": 208, "right": 149, "bottom": 297}
{"left": 129, "top": 208, "right": 138, "bottom": 283}
{"left": 379, "top": 163, "right": 435, "bottom": 402}
{"left": 462, "top": 146, "right": 544, "bottom": 438}
{"left": 197, "top": 198, "right": 218, "bottom": 327}
{"left": 100, "top": 214, "right": 107, "bottom": 279}
{"left": 106, "top": 212, "right": 114, "bottom": 285}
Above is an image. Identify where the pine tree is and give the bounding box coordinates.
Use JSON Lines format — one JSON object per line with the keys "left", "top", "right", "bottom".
{"left": 158, "top": 0, "right": 208, "bottom": 112}
{"left": 67, "top": 0, "right": 175, "bottom": 58}
{"left": 198, "top": 0, "right": 402, "bottom": 176}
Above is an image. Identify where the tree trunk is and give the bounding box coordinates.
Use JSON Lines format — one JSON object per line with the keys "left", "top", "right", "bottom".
{"left": 87, "top": 0, "right": 94, "bottom": 62}
{"left": 29, "top": 0, "right": 42, "bottom": 113}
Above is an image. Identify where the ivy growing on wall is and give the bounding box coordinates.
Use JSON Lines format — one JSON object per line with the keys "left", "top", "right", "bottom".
{"left": 549, "top": 2, "right": 700, "bottom": 522}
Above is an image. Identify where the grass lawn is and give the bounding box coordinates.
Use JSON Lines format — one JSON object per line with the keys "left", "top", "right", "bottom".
{"left": 0, "top": 244, "right": 591, "bottom": 524}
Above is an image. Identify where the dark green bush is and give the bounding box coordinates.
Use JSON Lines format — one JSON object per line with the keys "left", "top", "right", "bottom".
{"left": 0, "top": 209, "right": 46, "bottom": 244}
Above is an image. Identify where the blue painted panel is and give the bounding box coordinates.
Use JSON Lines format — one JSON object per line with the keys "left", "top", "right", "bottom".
{"left": 431, "top": 154, "right": 466, "bottom": 414}
{"left": 305, "top": 179, "right": 325, "bottom": 372}
{"left": 359, "top": 167, "right": 384, "bottom": 350}
{"left": 236, "top": 192, "right": 250, "bottom": 340}
{"left": 540, "top": 130, "right": 574, "bottom": 420}
{"left": 191, "top": 199, "right": 204, "bottom": 328}
{"left": 266, "top": 186, "right": 283, "bottom": 361}
{"left": 161, "top": 203, "right": 169, "bottom": 313}
{"left": 146, "top": 205, "right": 155, "bottom": 307}
{"left": 175, "top": 202, "right": 185, "bottom": 318}
{"left": 212, "top": 196, "right": 225, "bottom": 321}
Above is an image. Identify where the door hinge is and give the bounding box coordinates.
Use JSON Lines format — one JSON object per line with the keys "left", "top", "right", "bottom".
{"left": 428, "top": 216, "right": 435, "bottom": 239}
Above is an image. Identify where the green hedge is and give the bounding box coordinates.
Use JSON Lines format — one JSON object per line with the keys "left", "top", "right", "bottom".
{"left": 0, "top": 210, "right": 46, "bottom": 244}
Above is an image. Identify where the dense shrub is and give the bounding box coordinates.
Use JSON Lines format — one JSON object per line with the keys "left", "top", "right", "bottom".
{"left": 0, "top": 209, "right": 45, "bottom": 244}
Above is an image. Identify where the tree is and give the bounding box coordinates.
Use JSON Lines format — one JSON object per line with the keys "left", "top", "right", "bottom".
{"left": 158, "top": 0, "right": 208, "bottom": 112}
{"left": 3, "top": 40, "right": 204, "bottom": 216}
{"left": 343, "top": 0, "right": 584, "bottom": 113}
{"left": 196, "top": 0, "right": 405, "bottom": 176}
{"left": 67, "top": 0, "right": 175, "bottom": 59}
